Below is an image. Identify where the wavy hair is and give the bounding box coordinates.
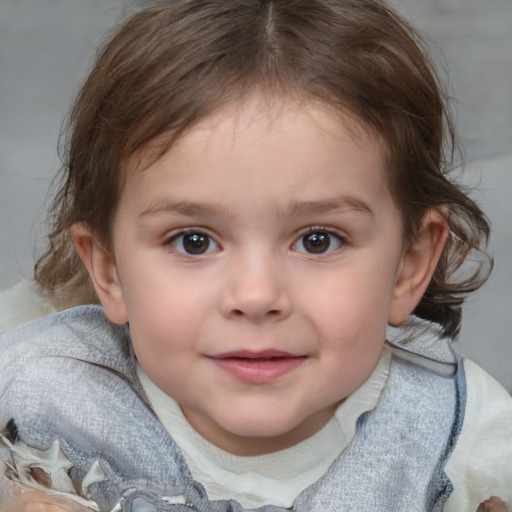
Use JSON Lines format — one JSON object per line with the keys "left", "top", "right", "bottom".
{"left": 35, "top": 0, "right": 491, "bottom": 337}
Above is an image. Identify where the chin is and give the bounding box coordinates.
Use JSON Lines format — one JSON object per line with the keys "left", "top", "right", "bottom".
{"left": 220, "top": 411, "right": 304, "bottom": 439}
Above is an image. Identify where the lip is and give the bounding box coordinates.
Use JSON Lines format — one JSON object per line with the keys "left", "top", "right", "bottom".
{"left": 208, "top": 350, "right": 307, "bottom": 384}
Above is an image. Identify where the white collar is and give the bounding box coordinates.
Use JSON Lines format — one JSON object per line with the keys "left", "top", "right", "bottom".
{"left": 137, "top": 346, "right": 391, "bottom": 509}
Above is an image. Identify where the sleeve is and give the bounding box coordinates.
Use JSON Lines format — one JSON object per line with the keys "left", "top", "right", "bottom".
{"left": 443, "top": 359, "right": 512, "bottom": 511}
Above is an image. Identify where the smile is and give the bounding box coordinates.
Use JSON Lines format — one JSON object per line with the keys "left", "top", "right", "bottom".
{"left": 208, "top": 350, "right": 307, "bottom": 384}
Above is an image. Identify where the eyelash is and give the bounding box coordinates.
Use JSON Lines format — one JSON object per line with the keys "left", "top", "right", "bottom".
{"left": 163, "top": 226, "right": 346, "bottom": 257}
{"left": 165, "top": 229, "right": 220, "bottom": 256}
{"left": 291, "top": 227, "right": 346, "bottom": 255}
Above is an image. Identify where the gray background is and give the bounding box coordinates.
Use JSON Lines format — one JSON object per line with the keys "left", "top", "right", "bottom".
{"left": 1, "top": 0, "right": 511, "bottom": 390}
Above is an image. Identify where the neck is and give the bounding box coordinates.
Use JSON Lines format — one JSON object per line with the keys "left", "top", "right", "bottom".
{"left": 181, "top": 402, "right": 341, "bottom": 456}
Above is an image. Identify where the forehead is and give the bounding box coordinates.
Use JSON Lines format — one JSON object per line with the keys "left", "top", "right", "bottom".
{"left": 197, "top": 95, "right": 376, "bottom": 148}
{"left": 121, "top": 96, "right": 391, "bottom": 214}
{"left": 129, "top": 93, "right": 383, "bottom": 164}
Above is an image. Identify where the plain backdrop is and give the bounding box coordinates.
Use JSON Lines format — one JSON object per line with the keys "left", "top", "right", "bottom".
{"left": 0, "top": 0, "right": 511, "bottom": 390}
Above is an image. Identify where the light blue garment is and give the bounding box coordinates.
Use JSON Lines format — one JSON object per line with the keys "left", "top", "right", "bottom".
{"left": 0, "top": 306, "right": 463, "bottom": 511}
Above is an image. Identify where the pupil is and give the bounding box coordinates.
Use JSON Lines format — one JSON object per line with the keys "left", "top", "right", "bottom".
{"left": 304, "top": 232, "right": 330, "bottom": 253}
{"left": 183, "top": 233, "right": 209, "bottom": 254}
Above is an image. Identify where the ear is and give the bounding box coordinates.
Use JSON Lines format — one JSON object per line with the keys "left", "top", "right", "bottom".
{"left": 388, "top": 209, "right": 449, "bottom": 326}
{"left": 70, "top": 223, "right": 128, "bottom": 325}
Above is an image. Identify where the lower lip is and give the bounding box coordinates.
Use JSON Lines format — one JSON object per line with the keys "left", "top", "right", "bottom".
{"left": 210, "top": 356, "right": 306, "bottom": 384}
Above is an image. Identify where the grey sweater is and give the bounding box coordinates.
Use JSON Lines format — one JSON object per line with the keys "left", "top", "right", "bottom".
{"left": 0, "top": 306, "right": 465, "bottom": 511}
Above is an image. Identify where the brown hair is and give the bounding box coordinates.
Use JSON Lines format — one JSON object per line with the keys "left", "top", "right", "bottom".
{"left": 35, "top": 0, "right": 491, "bottom": 337}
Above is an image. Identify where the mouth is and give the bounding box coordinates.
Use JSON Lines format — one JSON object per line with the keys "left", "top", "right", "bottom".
{"left": 208, "top": 350, "right": 307, "bottom": 384}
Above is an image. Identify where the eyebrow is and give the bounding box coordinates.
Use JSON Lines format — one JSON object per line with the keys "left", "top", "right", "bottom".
{"left": 138, "top": 196, "right": 373, "bottom": 221}
{"left": 139, "top": 200, "right": 234, "bottom": 220}
{"left": 287, "top": 197, "right": 374, "bottom": 218}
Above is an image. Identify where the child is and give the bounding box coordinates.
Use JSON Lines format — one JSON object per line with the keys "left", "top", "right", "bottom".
{"left": 0, "top": 0, "right": 510, "bottom": 510}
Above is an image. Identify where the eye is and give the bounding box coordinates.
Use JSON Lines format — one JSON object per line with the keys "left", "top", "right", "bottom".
{"left": 168, "top": 231, "right": 219, "bottom": 255}
{"left": 292, "top": 229, "right": 344, "bottom": 255}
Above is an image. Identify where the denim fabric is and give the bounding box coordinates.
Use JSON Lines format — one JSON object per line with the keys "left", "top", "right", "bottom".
{"left": 0, "top": 306, "right": 463, "bottom": 511}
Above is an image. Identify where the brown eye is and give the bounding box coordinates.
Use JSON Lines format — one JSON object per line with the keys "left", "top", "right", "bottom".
{"left": 171, "top": 231, "right": 218, "bottom": 255}
{"left": 293, "top": 230, "right": 344, "bottom": 255}
{"left": 183, "top": 233, "right": 209, "bottom": 254}
{"left": 302, "top": 232, "right": 330, "bottom": 253}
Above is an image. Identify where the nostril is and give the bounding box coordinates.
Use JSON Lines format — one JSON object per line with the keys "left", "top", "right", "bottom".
{"left": 230, "top": 308, "right": 281, "bottom": 318}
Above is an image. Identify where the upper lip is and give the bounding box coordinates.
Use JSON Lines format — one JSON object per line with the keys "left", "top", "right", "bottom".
{"left": 209, "top": 349, "right": 302, "bottom": 360}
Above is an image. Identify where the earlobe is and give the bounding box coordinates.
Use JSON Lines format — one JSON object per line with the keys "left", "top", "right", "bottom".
{"left": 388, "top": 209, "right": 449, "bottom": 326}
{"left": 70, "top": 223, "right": 128, "bottom": 324}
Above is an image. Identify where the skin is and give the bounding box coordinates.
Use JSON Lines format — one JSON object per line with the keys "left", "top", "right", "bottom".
{"left": 4, "top": 490, "right": 88, "bottom": 512}
{"left": 477, "top": 497, "right": 508, "bottom": 512}
{"left": 73, "top": 96, "right": 448, "bottom": 456}
{"left": 21, "top": 97, "right": 505, "bottom": 510}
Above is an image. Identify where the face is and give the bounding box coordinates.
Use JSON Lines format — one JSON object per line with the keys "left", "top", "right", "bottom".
{"left": 105, "top": 98, "right": 410, "bottom": 455}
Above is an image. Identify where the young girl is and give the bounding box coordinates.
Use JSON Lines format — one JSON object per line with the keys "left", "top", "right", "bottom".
{"left": 0, "top": 1, "right": 510, "bottom": 511}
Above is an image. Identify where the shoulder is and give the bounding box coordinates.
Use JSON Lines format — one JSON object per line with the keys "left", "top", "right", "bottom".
{"left": 0, "top": 304, "right": 127, "bottom": 363}
{"left": 444, "top": 359, "right": 512, "bottom": 511}
{"left": 0, "top": 305, "right": 137, "bottom": 428}
{"left": 0, "top": 304, "right": 133, "bottom": 381}
{"left": 0, "top": 307, "right": 179, "bottom": 509}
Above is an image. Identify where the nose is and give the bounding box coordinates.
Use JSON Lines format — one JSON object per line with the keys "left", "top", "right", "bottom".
{"left": 219, "top": 250, "right": 292, "bottom": 322}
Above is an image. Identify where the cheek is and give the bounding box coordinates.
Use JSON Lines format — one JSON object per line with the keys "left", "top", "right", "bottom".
{"left": 129, "top": 306, "right": 195, "bottom": 393}
{"left": 121, "top": 257, "right": 207, "bottom": 318}
{"left": 294, "top": 268, "right": 393, "bottom": 385}
{"left": 298, "top": 262, "right": 397, "bottom": 323}
{"left": 125, "top": 278, "right": 215, "bottom": 360}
